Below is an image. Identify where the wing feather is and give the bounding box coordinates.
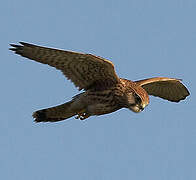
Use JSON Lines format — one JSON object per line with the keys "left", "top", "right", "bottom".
{"left": 135, "top": 77, "right": 190, "bottom": 102}
{"left": 10, "top": 42, "right": 119, "bottom": 90}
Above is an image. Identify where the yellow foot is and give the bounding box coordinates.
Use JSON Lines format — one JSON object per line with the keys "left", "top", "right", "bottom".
{"left": 75, "top": 111, "right": 90, "bottom": 120}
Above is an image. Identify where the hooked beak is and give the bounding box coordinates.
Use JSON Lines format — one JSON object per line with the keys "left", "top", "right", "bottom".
{"left": 140, "top": 106, "right": 144, "bottom": 111}
{"left": 129, "top": 104, "right": 145, "bottom": 113}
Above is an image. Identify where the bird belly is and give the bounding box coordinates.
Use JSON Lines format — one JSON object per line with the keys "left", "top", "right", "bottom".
{"left": 78, "top": 90, "right": 123, "bottom": 116}
{"left": 87, "top": 103, "right": 121, "bottom": 116}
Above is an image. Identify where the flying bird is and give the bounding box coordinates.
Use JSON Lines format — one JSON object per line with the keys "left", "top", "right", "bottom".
{"left": 10, "top": 42, "right": 190, "bottom": 122}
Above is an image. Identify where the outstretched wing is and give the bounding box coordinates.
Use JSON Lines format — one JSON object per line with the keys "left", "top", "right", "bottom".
{"left": 135, "top": 77, "right": 190, "bottom": 102}
{"left": 10, "top": 42, "right": 119, "bottom": 91}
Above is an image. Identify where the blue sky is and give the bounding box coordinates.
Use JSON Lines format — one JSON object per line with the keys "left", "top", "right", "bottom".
{"left": 1, "top": 0, "right": 196, "bottom": 179}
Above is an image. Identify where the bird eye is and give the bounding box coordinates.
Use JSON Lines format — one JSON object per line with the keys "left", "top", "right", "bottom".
{"left": 135, "top": 94, "right": 141, "bottom": 103}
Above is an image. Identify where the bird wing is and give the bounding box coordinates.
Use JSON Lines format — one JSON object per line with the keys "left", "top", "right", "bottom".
{"left": 135, "top": 77, "right": 190, "bottom": 102}
{"left": 10, "top": 42, "right": 119, "bottom": 91}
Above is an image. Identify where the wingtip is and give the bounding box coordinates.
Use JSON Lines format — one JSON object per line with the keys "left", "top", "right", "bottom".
{"left": 9, "top": 47, "right": 16, "bottom": 51}
{"left": 19, "top": 42, "right": 35, "bottom": 47}
{"left": 9, "top": 43, "right": 23, "bottom": 52}
{"left": 19, "top": 42, "right": 28, "bottom": 46}
{"left": 9, "top": 42, "right": 32, "bottom": 49}
{"left": 10, "top": 43, "right": 17, "bottom": 47}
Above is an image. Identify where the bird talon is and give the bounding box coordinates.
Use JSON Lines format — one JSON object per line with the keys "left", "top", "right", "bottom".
{"left": 75, "top": 115, "right": 80, "bottom": 119}
{"left": 75, "top": 111, "right": 90, "bottom": 120}
{"left": 80, "top": 116, "right": 85, "bottom": 120}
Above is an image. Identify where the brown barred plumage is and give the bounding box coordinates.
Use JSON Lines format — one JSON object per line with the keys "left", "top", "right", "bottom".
{"left": 10, "top": 42, "right": 190, "bottom": 122}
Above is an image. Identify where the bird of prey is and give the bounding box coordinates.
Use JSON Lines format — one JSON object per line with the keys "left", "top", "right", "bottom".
{"left": 10, "top": 42, "right": 190, "bottom": 122}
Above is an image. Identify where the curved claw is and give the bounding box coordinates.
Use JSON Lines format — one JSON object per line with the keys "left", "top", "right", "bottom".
{"left": 75, "top": 111, "right": 90, "bottom": 120}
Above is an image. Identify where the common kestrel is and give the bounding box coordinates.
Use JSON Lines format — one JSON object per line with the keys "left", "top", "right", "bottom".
{"left": 10, "top": 42, "right": 190, "bottom": 122}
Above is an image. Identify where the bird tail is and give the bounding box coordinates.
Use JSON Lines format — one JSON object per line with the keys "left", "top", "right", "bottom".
{"left": 33, "top": 100, "right": 81, "bottom": 122}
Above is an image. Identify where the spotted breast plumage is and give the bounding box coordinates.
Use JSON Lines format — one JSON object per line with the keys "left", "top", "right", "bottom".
{"left": 10, "top": 42, "right": 190, "bottom": 122}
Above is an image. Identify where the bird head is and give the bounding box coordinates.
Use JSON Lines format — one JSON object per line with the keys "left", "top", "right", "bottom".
{"left": 123, "top": 80, "right": 149, "bottom": 113}
{"left": 127, "top": 92, "right": 148, "bottom": 113}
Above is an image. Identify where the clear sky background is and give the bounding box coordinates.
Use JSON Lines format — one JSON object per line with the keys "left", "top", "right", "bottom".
{"left": 1, "top": 0, "right": 195, "bottom": 179}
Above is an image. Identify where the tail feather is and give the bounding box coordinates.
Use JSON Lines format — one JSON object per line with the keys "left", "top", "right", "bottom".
{"left": 33, "top": 101, "right": 78, "bottom": 122}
